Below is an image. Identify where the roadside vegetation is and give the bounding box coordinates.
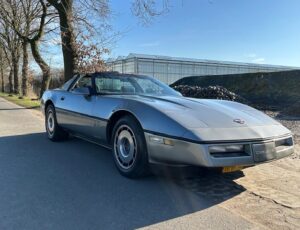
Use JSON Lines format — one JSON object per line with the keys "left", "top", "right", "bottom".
{"left": 0, "top": 92, "right": 40, "bottom": 109}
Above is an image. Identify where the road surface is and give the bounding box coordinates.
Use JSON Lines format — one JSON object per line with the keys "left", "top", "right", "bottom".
{"left": 0, "top": 97, "right": 258, "bottom": 230}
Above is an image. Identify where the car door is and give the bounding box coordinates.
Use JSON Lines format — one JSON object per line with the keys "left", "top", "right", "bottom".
{"left": 90, "top": 74, "right": 132, "bottom": 144}
{"left": 56, "top": 74, "right": 96, "bottom": 137}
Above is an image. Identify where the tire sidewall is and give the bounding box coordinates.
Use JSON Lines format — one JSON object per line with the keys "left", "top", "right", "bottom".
{"left": 112, "top": 116, "right": 149, "bottom": 177}
{"left": 46, "top": 105, "right": 57, "bottom": 140}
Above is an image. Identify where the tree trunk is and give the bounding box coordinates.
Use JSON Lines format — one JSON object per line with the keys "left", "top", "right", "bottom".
{"left": 0, "top": 65, "right": 4, "bottom": 93}
{"left": 30, "top": 40, "right": 51, "bottom": 97}
{"left": 8, "top": 68, "right": 13, "bottom": 93}
{"left": 58, "top": 1, "right": 77, "bottom": 82}
{"left": 0, "top": 52, "right": 4, "bottom": 92}
{"left": 12, "top": 54, "right": 20, "bottom": 94}
{"left": 21, "top": 40, "right": 29, "bottom": 97}
{"left": 30, "top": 41, "right": 51, "bottom": 97}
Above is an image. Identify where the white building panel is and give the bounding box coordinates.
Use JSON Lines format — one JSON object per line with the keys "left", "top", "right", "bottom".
{"left": 106, "top": 53, "right": 298, "bottom": 84}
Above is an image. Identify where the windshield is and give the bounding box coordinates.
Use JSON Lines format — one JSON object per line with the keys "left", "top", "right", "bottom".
{"left": 95, "top": 74, "right": 181, "bottom": 97}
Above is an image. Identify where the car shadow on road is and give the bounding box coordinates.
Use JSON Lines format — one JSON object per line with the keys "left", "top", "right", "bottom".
{"left": 0, "top": 132, "right": 245, "bottom": 230}
{"left": 152, "top": 165, "right": 245, "bottom": 203}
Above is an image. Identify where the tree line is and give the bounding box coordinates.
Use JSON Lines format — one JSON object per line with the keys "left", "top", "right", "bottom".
{"left": 0, "top": 0, "right": 168, "bottom": 97}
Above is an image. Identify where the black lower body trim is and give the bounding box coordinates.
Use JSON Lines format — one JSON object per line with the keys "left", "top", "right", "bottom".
{"left": 56, "top": 107, "right": 108, "bottom": 122}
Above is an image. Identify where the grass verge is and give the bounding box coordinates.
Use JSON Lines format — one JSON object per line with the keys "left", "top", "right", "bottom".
{"left": 0, "top": 92, "right": 40, "bottom": 109}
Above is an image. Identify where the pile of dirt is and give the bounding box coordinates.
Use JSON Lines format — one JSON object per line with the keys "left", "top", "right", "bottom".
{"left": 171, "top": 70, "right": 300, "bottom": 109}
{"left": 172, "top": 85, "right": 247, "bottom": 103}
{"left": 283, "top": 102, "right": 300, "bottom": 116}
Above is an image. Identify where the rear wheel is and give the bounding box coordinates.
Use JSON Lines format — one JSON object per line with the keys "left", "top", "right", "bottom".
{"left": 45, "top": 104, "right": 68, "bottom": 141}
{"left": 112, "top": 115, "right": 149, "bottom": 178}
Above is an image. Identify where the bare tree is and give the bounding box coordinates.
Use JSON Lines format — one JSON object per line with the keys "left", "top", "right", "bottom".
{"left": 0, "top": 15, "right": 22, "bottom": 94}
{"left": 0, "top": 45, "right": 9, "bottom": 92}
{"left": 47, "top": 0, "right": 79, "bottom": 81}
{"left": 19, "top": 0, "right": 31, "bottom": 96}
{"left": 132, "top": 0, "right": 169, "bottom": 25}
{"left": 1, "top": 0, "right": 57, "bottom": 97}
{"left": 0, "top": 0, "right": 169, "bottom": 96}
{"left": 47, "top": 0, "right": 168, "bottom": 81}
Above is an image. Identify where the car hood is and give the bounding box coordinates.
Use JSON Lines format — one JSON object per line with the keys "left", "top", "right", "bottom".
{"left": 134, "top": 95, "right": 280, "bottom": 129}
{"left": 115, "top": 94, "right": 292, "bottom": 141}
{"left": 136, "top": 95, "right": 292, "bottom": 141}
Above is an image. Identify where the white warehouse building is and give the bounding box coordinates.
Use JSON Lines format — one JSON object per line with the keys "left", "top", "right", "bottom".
{"left": 106, "top": 53, "right": 297, "bottom": 84}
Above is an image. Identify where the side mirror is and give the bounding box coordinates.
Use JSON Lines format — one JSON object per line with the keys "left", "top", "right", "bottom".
{"left": 72, "top": 86, "right": 92, "bottom": 96}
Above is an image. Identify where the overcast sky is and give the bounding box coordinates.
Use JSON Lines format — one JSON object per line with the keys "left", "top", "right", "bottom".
{"left": 44, "top": 0, "right": 300, "bottom": 70}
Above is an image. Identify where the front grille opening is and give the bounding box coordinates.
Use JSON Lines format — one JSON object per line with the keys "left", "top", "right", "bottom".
{"left": 209, "top": 144, "right": 251, "bottom": 158}
{"left": 275, "top": 137, "right": 293, "bottom": 151}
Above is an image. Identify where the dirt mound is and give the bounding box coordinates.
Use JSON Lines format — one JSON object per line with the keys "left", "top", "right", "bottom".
{"left": 171, "top": 70, "right": 300, "bottom": 108}
{"left": 283, "top": 102, "right": 300, "bottom": 116}
{"left": 172, "top": 85, "right": 247, "bottom": 103}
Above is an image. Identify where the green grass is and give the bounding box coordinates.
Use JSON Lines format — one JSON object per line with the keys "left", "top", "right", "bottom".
{"left": 0, "top": 92, "right": 40, "bottom": 109}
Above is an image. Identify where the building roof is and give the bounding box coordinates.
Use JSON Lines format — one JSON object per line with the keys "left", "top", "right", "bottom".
{"left": 107, "top": 53, "right": 299, "bottom": 69}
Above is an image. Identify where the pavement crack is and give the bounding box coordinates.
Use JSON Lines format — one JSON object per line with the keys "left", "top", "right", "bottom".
{"left": 248, "top": 191, "right": 298, "bottom": 210}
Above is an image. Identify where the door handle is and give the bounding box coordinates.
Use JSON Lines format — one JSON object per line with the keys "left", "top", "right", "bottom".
{"left": 60, "top": 96, "right": 65, "bottom": 101}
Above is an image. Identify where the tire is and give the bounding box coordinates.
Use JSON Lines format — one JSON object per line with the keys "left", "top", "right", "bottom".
{"left": 112, "top": 115, "right": 149, "bottom": 178}
{"left": 45, "top": 104, "right": 68, "bottom": 141}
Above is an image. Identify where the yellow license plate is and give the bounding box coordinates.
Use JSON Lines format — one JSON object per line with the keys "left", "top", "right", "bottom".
{"left": 222, "top": 166, "right": 244, "bottom": 173}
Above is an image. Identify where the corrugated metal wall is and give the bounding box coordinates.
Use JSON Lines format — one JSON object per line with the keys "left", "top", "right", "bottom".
{"left": 107, "top": 55, "right": 296, "bottom": 84}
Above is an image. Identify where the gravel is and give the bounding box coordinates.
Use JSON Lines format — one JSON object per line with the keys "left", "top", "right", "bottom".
{"left": 264, "top": 110, "right": 300, "bottom": 159}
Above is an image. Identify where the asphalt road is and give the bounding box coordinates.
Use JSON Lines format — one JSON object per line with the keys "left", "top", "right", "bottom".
{"left": 0, "top": 97, "right": 257, "bottom": 230}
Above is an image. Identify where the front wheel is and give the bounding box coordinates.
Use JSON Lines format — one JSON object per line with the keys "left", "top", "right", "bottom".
{"left": 45, "top": 104, "right": 68, "bottom": 141}
{"left": 112, "top": 115, "right": 149, "bottom": 178}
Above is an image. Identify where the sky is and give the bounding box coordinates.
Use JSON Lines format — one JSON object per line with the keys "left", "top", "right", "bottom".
{"left": 45, "top": 0, "right": 300, "bottom": 69}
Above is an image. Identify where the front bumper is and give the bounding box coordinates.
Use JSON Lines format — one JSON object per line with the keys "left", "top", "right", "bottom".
{"left": 145, "top": 132, "right": 294, "bottom": 167}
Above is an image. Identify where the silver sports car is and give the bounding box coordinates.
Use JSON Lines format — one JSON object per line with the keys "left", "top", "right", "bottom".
{"left": 41, "top": 72, "right": 294, "bottom": 178}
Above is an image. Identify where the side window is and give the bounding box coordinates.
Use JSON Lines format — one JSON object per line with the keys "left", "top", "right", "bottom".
{"left": 62, "top": 75, "right": 78, "bottom": 91}
{"left": 72, "top": 75, "right": 92, "bottom": 90}
{"left": 95, "top": 76, "right": 135, "bottom": 94}
{"left": 95, "top": 77, "right": 115, "bottom": 92}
